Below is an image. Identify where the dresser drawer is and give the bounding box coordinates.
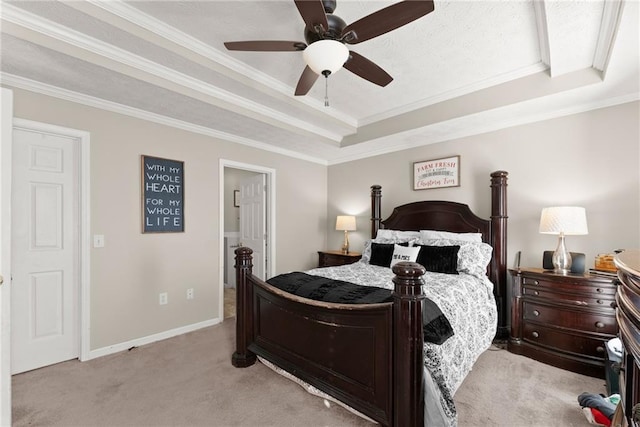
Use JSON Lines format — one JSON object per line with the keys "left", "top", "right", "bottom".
{"left": 522, "top": 276, "right": 616, "bottom": 296}
{"left": 523, "top": 301, "right": 617, "bottom": 334}
{"left": 522, "top": 322, "right": 608, "bottom": 359}
{"left": 522, "top": 285, "right": 616, "bottom": 309}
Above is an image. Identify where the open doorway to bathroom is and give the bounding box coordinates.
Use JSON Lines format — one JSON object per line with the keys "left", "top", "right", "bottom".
{"left": 220, "top": 160, "right": 276, "bottom": 321}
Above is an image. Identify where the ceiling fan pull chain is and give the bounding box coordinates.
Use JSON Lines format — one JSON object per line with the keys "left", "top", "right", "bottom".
{"left": 323, "top": 70, "right": 330, "bottom": 107}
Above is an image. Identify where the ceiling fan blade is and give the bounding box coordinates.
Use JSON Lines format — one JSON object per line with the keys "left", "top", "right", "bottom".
{"left": 341, "top": 0, "right": 435, "bottom": 44}
{"left": 224, "top": 41, "right": 306, "bottom": 51}
{"left": 295, "top": 66, "right": 319, "bottom": 96}
{"left": 294, "top": 0, "right": 329, "bottom": 33}
{"left": 343, "top": 51, "right": 393, "bottom": 87}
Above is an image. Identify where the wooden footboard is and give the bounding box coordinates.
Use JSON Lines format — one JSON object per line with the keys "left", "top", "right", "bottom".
{"left": 232, "top": 247, "right": 427, "bottom": 427}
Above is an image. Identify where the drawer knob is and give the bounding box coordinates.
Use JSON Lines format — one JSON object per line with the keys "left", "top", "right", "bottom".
{"left": 596, "top": 346, "right": 605, "bottom": 353}
{"left": 597, "top": 299, "right": 604, "bottom": 305}
{"left": 532, "top": 331, "right": 539, "bottom": 338}
{"left": 596, "top": 288, "right": 604, "bottom": 293}
{"left": 533, "top": 310, "right": 540, "bottom": 316}
{"left": 595, "top": 321, "right": 605, "bottom": 328}
{"left": 533, "top": 290, "right": 539, "bottom": 296}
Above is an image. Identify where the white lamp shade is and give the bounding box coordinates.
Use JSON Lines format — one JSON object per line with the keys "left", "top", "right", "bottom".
{"left": 539, "top": 207, "right": 588, "bottom": 235}
{"left": 303, "top": 40, "right": 349, "bottom": 75}
{"left": 336, "top": 215, "right": 356, "bottom": 231}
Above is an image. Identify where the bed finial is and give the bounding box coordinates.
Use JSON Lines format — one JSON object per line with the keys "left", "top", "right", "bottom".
{"left": 371, "top": 185, "right": 382, "bottom": 239}
{"left": 490, "top": 170, "right": 508, "bottom": 338}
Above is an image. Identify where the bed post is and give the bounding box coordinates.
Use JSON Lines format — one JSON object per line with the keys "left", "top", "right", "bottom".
{"left": 371, "top": 185, "right": 382, "bottom": 238}
{"left": 490, "top": 170, "right": 508, "bottom": 339}
{"left": 232, "top": 246, "right": 257, "bottom": 368}
{"left": 392, "top": 262, "right": 426, "bottom": 427}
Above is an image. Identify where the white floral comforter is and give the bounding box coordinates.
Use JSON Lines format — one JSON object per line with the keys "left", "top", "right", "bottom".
{"left": 306, "top": 261, "right": 497, "bottom": 426}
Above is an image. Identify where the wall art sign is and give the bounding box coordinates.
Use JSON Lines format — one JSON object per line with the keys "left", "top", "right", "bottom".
{"left": 142, "top": 155, "right": 184, "bottom": 233}
{"left": 413, "top": 155, "right": 460, "bottom": 190}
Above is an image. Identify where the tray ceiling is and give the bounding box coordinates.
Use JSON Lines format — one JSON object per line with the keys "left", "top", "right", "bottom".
{"left": 1, "top": 1, "right": 638, "bottom": 164}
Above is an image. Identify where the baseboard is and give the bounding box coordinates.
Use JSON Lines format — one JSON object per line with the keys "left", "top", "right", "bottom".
{"left": 86, "top": 317, "right": 222, "bottom": 361}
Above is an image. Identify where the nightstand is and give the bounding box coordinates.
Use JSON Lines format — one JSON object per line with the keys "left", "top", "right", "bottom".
{"left": 317, "top": 250, "right": 362, "bottom": 268}
{"left": 508, "top": 268, "right": 618, "bottom": 378}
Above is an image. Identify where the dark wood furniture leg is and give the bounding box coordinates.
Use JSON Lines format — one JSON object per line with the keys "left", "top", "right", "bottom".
{"left": 231, "top": 246, "right": 256, "bottom": 368}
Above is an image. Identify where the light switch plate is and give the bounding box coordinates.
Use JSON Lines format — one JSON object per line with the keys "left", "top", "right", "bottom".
{"left": 93, "top": 234, "right": 105, "bottom": 248}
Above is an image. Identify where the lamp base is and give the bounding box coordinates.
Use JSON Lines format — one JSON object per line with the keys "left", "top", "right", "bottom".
{"left": 552, "top": 233, "right": 572, "bottom": 274}
{"left": 342, "top": 230, "right": 350, "bottom": 254}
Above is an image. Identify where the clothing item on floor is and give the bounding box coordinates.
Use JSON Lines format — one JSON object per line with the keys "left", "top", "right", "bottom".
{"left": 578, "top": 392, "right": 617, "bottom": 419}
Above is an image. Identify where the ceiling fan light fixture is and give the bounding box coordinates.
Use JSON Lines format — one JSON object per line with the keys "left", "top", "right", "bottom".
{"left": 303, "top": 40, "right": 349, "bottom": 75}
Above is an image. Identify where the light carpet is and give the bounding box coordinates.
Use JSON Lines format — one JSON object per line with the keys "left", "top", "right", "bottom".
{"left": 13, "top": 319, "right": 604, "bottom": 426}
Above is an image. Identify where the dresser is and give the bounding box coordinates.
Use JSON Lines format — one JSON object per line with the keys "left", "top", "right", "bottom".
{"left": 317, "top": 250, "right": 362, "bottom": 267}
{"left": 508, "top": 268, "right": 618, "bottom": 378}
{"left": 613, "top": 250, "right": 640, "bottom": 426}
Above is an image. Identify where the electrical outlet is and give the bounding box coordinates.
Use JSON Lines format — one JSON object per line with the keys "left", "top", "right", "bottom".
{"left": 186, "top": 288, "right": 194, "bottom": 300}
{"left": 159, "top": 292, "right": 168, "bottom": 305}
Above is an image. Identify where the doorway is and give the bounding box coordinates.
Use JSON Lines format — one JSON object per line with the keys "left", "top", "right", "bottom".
{"left": 219, "top": 160, "right": 276, "bottom": 321}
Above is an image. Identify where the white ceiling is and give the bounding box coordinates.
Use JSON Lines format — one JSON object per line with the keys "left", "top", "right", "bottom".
{"left": 1, "top": 1, "right": 638, "bottom": 165}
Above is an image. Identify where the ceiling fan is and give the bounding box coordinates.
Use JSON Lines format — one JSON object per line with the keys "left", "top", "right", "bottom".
{"left": 224, "top": 0, "right": 435, "bottom": 100}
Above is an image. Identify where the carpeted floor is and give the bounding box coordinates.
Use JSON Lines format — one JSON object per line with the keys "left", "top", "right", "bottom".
{"left": 13, "top": 319, "right": 605, "bottom": 426}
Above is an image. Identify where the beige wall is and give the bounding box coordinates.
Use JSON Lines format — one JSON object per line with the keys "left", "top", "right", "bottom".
{"left": 10, "top": 88, "right": 328, "bottom": 350}
{"left": 328, "top": 101, "right": 640, "bottom": 270}
{"left": 9, "top": 85, "right": 638, "bottom": 353}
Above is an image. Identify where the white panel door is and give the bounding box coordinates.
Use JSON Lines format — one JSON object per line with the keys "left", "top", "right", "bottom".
{"left": 11, "top": 128, "right": 79, "bottom": 374}
{"left": 239, "top": 174, "right": 266, "bottom": 280}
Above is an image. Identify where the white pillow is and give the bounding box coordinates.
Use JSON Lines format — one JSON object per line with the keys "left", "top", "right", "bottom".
{"left": 376, "top": 229, "right": 421, "bottom": 242}
{"left": 420, "top": 230, "right": 482, "bottom": 243}
{"left": 389, "top": 244, "right": 420, "bottom": 268}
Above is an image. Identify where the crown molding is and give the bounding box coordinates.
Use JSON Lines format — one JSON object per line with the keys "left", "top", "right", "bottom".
{"left": 359, "top": 62, "right": 548, "bottom": 126}
{"left": 86, "top": 0, "right": 357, "bottom": 128}
{"left": 533, "top": 0, "right": 552, "bottom": 71}
{"left": 328, "top": 91, "right": 639, "bottom": 165}
{"left": 1, "top": 73, "right": 328, "bottom": 166}
{"left": 593, "top": 0, "right": 625, "bottom": 74}
{"left": 1, "top": 2, "right": 347, "bottom": 142}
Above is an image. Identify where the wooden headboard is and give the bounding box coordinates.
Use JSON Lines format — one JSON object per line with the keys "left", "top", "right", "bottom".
{"left": 370, "top": 170, "right": 509, "bottom": 338}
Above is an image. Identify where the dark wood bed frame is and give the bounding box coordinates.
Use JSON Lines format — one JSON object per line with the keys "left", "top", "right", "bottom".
{"left": 232, "top": 171, "right": 508, "bottom": 427}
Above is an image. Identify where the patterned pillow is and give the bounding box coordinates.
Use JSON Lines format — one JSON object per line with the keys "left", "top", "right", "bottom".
{"left": 390, "top": 244, "right": 420, "bottom": 268}
{"left": 419, "top": 239, "right": 493, "bottom": 277}
{"left": 415, "top": 245, "right": 460, "bottom": 274}
{"left": 420, "top": 230, "right": 482, "bottom": 243}
{"left": 376, "top": 229, "right": 422, "bottom": 241}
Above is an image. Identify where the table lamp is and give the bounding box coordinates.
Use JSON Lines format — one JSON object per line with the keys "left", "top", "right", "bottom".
{"left": 539, "top": 206, "right": 588, "bottom": 274}
{"left": 336, "top": 215, "right": 356, "bottom": 254}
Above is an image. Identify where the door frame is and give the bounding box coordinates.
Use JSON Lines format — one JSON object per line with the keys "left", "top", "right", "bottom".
{"left": 10, "top": 118, "right": 92, "bottom": 363}
{"left": 0, "top": 87, "right": 13, "bottom": 426}
{"left": 219, "top": 160, "right": 275, "bottom": 319}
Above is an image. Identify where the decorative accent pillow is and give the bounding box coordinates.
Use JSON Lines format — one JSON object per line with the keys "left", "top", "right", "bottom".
{"left": 369, "top": 243, "right": 395, "bottom": 267}
{"left": 420, "top": 230, "right": 482, "bottom": 243}
{"left": 420, "top": 239, "right": 493, "bottom": 277}
{"left": 416, "top": 245, "right": 460, "bottom": 274}
{"left": 390, "top": 244, "right": 420, "bottom": 268}
{"left": 369, "top": 242, "right": 410, "bottom": 267}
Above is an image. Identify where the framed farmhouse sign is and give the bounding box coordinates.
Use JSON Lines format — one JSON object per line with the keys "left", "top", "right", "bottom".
{"left": 413, "top": 155, "right": 460, "bottom": 190}
{"left": 142, "top": 155, "right": 184, "bottom": 233}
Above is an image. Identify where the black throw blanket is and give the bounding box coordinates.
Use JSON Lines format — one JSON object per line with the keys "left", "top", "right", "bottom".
{"left": 266, "top": 272, "right": 454, "bottom": 345}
